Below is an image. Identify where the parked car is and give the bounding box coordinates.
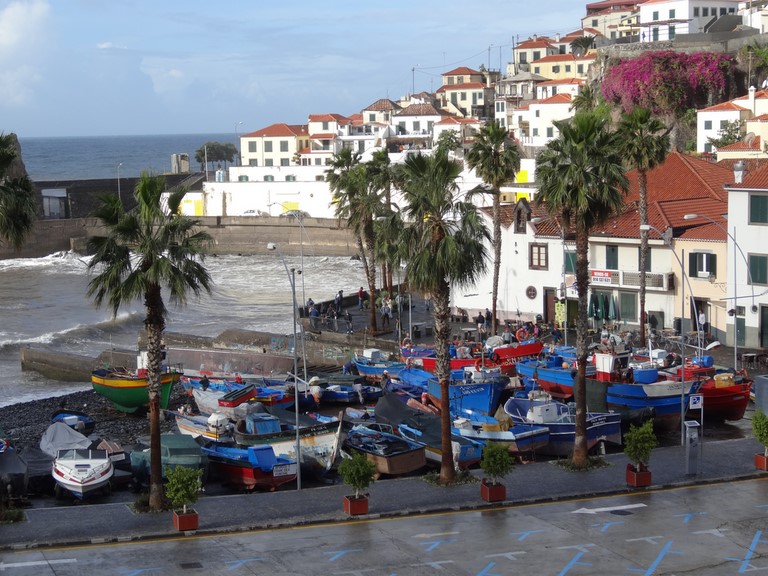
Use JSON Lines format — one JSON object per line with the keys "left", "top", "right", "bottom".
{"left": 279, "top": 210, "right": 310, "bottom": 219}
{"left": 243, "top": 209, "right": 269, "bottom": 216}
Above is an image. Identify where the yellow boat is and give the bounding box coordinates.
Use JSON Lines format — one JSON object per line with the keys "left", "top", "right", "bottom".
{"left": 91, "top": 368, "right": 181, "bottom": 413}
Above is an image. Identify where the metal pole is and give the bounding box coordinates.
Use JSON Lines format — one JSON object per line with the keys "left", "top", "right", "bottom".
{"left": 289, "top": 267, "right": 301, "bottom": 490}
{"left": 734, "top": 226, "right": 738, "bottom": 370}
{"left": 680, "top": 248, "right": 686, "bottom": 447}
{"left": 562, "top": 226, "right": 568, "bottom": 347}
{"left": 117, "top": 163, "right": 122, "bottom": 205}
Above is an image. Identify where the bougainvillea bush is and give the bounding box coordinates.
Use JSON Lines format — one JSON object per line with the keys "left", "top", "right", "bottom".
{"left": 602, "top": 51, "right": 736, "bottom": 115}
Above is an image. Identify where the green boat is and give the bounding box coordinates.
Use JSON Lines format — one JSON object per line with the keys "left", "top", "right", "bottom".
{"left": 91, "top": 368, "right": 181, "bottom": 413}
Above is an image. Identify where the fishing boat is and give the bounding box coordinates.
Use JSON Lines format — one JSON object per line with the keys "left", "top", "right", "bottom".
{"left": 174, "top": 411, "right": 234, "bottom": 443}
{"left": 343, "top": 425, "right": 426, "bottom": 477}
{"left": 373, "top": 394, "right": 483, "bottom": 469}
{"left": 50, "top": 409, "right": 96, "bottom": 436}
{"left": 91, "top": 367, "right": 180, "bottom": 413}
{"left": 130, "top": 434, "right": 209, "bottom": 487}
{"left": 452, "top": 409, "right": 550, "bottom": 455}
{"left": 515, "top": 355, "right": 597, "bottom": 400}
{"left": 353, "top": 348, "right": 406, "bottom": 380}
{"left": 200, "top": 444, "right": 297, "bottom": 491}
{"left": 233, "top": 408, "right": 345, "bottom": 477}
{"left": 406, "top": 339, "right": 545, "bottom": 376}
{"left": 52, "top": 448, "right": 114, "bottom": 499}
{"left": 428, "top": 366, "right": 511, "bottom": 416}
{"left": 502, "top": 393, "right": 622, "bottom": 456}
{"left": 181, "top": 375, "right": 287, "bottom": 402}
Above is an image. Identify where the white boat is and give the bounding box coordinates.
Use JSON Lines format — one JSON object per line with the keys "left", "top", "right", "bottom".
{"left": 175, "top": 412, "right": 234, "bottom": 443}
{"left": 53, "top": 448, "right": 114, "bottom": 499}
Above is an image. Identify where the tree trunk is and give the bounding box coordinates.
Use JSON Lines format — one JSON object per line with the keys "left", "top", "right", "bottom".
{"left": 433, "top": 282, "right": 455, "bottom": 485}
{"left": 145, "top": 284, "right": 166, "bottom": 511}
{"left": 491, "top": 192, "right": 501, "bottom": 336}
{"left": 638, "top": 170, "right": 649, "bottom": 348}
{"left": 572, "top": 223, "right": 590, "bottom": 469}
{"left": 356, "top": 234, "right": 378, "bottom": 332}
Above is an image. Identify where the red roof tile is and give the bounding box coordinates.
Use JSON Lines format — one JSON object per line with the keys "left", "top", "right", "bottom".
{"left": 536, "top": 93, "right": 573, "bottom": 105}
{"left": 537, "top": 78, "right": 586, "bottom": 86}
{"left": 700, "top": 101, "right": 748, "bottom": 112}
{"left": 517, "top": 38, "right": 557, "bottom": 50}
{"left": 309, "top": 133, "right": 335, "bottom": 140}
{"left": 442, "top": 66, "right": 482, "bottom": 76}
{"left": 245, "top": 123, "right": 308, "bottom": 138}
{"left": 308, "top": 113, "right": 350, "bottom": 123}
{"left": 728, "top": 162, "right": 768, "bottom": 189}
{"left": 718, "top": 136, "right": 761, "bottom": 151}
{"left": 397, "top": 103, "right": 443, "bottom": 116}
{"left": 363, "top": 98, "right": 401, "bottom": 112}
{"left": 436, "top": 82, "right": 487, "bottom": 93}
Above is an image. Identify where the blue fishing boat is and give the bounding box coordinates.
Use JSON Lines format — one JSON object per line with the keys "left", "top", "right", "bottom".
{"left": 515, "top": 356, "right": 597, "bottom": 400}
{"left": 451, "top": 409, "right": 550, "bottom": 455}
{"left": 306, "top": 376, "right": 383, "bottom": 404}
{"left": 200, "top": 444, "right": 297, "bottom": 492}
{"left": 502, "top": 393, "right": 622, "bottom": 456}
{"left": 50, "top": 409, "right": 96, "bottom": 436}
{"left": 353, "top": 348, "right": 406, "bottom": 380}
{"left": 343, "top": 425, "right": 426, "bottom": 477}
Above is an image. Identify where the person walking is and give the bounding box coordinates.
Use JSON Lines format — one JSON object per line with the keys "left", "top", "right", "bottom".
{"left": 484, "top": 308, "right": 492, "bottom": 333}
{"left": 357, "top": 287, "right": 364, "bottom": 310}
{"left": 345, "top": 310, "right": 354, "bottom": 334}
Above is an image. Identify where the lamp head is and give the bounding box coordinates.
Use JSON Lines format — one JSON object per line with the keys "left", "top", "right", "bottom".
{"left": 267, "top": 242, "right": 277, "bottom": 251}
{"left": 639, "top": 224, "right": 651, "bottom": 231}
{"left": 683, "top": 214, "right": 698, "bottom": 220}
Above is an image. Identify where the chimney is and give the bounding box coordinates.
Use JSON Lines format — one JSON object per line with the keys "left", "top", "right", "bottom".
{"left": 734, "top": 160, "right": 746, "bottom": 184}
{"left": 555, "top": 33, "right": 561, "bottom": 42}
{"left": 749, "top": 85, "right": 756, "bottom": 114}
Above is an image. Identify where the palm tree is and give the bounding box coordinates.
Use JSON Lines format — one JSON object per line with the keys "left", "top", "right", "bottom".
{"left": 0, "top": 133, "right": 37, "bottom": 250}
{"left": 571, "top": 84, "right": 598, "bottom": 112}
{"left": 328, "top": 148, "right": 381, "bottom": 330}
{"left": 86, "top": 172, "right": 213, "bottom": 510}
{"left": 399, "top": 150, "right": 490, "bottom": 484}
{"left": 368, "top": 149, "right": 396, "bottom": 293}
{"left": 618, "top": 108, "right": 670, "bottom": 348}
{"left": 466, "top": 121, "right": 520, "bottom": 336}
{"left": 570, "top": 35, "right": 595, "bottom": 57}
{"left": 536, "top": 112, "right": 628, "bottom": 469}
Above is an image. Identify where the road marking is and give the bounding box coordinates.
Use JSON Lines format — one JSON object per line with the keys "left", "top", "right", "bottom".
{"left": 510, "top": 529, "right": 546, "bottom": 541}
{"left": 726, "top": 530, "right": 768, "bottom": 573}
{"left": 0, "top": 559, "right": 76, "bottom": 571}
{"left": 591, "top": 521, "right": 624, "bottom": 533}
{"left": 674, "top": 512, "right": 706, "bottom": 524}
{"left": 558, "top": 551, "right": 591, "bottom": 576}
{"left": 414, "top": 531, "right": 459, "bottom": 538}
{"left": 627, "top": 536, "right": 664, "bottom": 545}
{"left": 486, "top": 551, "right": 526, "bottom": 560}
{"left": 557, "top": 543, "right": 595, "bottom": 553}
{"left": 421, "top": 539, "right": 456, "bottom": 552}
{"left": 693, "top": 528, "right": 729, "bottom": 538}
{"left": 225, "top": 557, "right": 264, "bottom": 570}
{"left": 325, "top": 549, "right": 363, "bottom": 562}
{"left": 573, "top": 503, "right": 646, "bottom": 514}
{"left": 627, "top": 540, "right": 683, "bottom": 575}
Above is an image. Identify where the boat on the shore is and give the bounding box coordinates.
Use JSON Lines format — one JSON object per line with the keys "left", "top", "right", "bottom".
{"left": 200, "top": 444, "right": 297, "bottom": 491}
{"left": 91, "top": 367, "right": 181, "bottom": 413}
{"left": 174, "top": 411, "right": 234, "bottom": 443}
{"left": 129, "top": 434, "right": 209, "bottom": 487}
{"left": 343, "top": 425, "right": 426, "bottom": 477}
{"left": 50, "top": 409, "right": 96, "bottom": 436}
{"left": 452, "top": 409, "right": 550, "bottom": 455}
{"left": 353, "top": 348, "right": 406, "bottom": 380}
{"left": 52, "top": 448, "right": 114, "bottom": 499}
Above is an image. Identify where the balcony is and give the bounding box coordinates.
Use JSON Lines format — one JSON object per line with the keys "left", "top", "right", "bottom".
{"left": 590, "top": 269, "right": 675, "bottom": 291}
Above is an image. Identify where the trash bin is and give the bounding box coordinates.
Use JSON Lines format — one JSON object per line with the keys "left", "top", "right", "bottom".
{"left": 684, "top": 420, "right": 701, "bottom": 475}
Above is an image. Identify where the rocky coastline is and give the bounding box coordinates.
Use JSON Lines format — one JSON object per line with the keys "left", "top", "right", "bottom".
{"left": 1, "top": 385, "right": 192, "bottom": 452}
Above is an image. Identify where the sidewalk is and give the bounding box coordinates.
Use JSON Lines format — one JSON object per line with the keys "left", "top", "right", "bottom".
{"left": 1, "top": 433, "right": 765, "bottom": 551}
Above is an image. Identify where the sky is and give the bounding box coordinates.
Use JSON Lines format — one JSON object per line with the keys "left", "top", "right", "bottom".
{"left": 1, "top": 0, "right": 587, "bottom": 138}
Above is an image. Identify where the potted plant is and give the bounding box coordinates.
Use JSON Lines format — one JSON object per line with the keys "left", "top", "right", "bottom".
{"left": 338, "top": 452, "right": 376, "bottom": 515}
{"left": 624, "top": 420, "right": 657, "bottom": 487}
{"left": 753, "top": 409, "right": 768, "bottom": 471}
{"left": 479, "top": 442, "right": 513, "bottom": 502}
{"left": 165, "top": 465, "right": 202, "bottom": 531}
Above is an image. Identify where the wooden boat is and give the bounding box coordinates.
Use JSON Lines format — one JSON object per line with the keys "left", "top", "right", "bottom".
{"left": 353, "top": 348, "right": 406, "bottom": 380}
{"left": 219, "top": 384, "right": 256, "bottom": 407}
{"left": 309, "top": 379, "right": 383, "bottom": 405}
{"left": 343, "top": 425, "right": 426, "bottom": 477}
{"left": 515, "top": 356, "right": 597, "bottom": 400}
{"left": 129, "top": 434, "right": 208, "bottom": 487}
{"left": 233, "top": 408, "right": 345, "bottom": 477}
{"left": 452, "top": 409, "right": 550, "bottom": 454}
{"left": 406, "top": 340, "right": 544, "bottom": 376}
{"left": 174, "top": 411, "right": 234, "bottom": 443}
{"left": 91, "top": 368, "right": 180, "bottom": 413}
{"left": 53, "top": 448, "right": 113, "bottom": 499}
{"left": 50, "top": 409, "right": 95, "bottom": 436}
{"left": 502, "top": 393, "right": 622, "bottom": 456}
{"left": 200, "top": 444, "right": 297, "bottom": 491}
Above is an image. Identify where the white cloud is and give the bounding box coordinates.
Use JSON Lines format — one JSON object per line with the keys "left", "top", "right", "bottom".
{"left": 0, "top": 0, "right": 50, "bottom": 106}
{"left": 96, "top": 41, "right": 128, "bottom": 50}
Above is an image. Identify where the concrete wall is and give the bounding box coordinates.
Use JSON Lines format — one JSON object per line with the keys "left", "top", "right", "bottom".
{"left": 0, "top": 216, "right": 358, "bottom": 260}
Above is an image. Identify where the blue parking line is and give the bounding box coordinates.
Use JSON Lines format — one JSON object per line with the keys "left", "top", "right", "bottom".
{"left": 510, "top": 529, "right": 546, "bottom": 541}
{"left": 627, "top": 540, "right": 683, "bottom": 575}
{"left": 558, "top": 551, "right": 591, "bottom": 576}
{"left": 727, "top": 530, "right": 766, "bottom": 573}
{"left": 225, "top": 558, "right": 263, "bottom": 570}
{"left": 324, "top": 548, "right": 363, "bottom": 562}
{"left": 422, "top": 538, "right": 457, "bottom": 552}
{"left": 476, "top": 562, "right": 501, "bottom": 576}
{"left": 674, "top": 512, "right": 706, "bottom": 524}
{"left": 591, "top": 521, "right": 624, "bottom": 533}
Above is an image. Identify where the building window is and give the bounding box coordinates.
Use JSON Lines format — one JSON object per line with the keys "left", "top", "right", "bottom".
{"left": 750, "top": 254, "right": 768, "bottom": 284}
{"left": 265, "top": 159, "right": 273, "bottom": 167}
{"left": 720, "top": 7, "right": 726, "bottom": 15}
{"left": 553, "top": 66, "right": 560, "bottom": 73}
{"left": 689, "top": 252, "right": 717, "bottom": 279}
{"left": 534, "top": 67, "right": 540, "bottom": 74}
{"left": 577, "top": 64, "right": 584, "bottom": 74}
{"left": 702, "top": 7, "right": 709, "bottom": 16}
{"left": 280, "top": 141, "right": 289, "bottom": 152}
{"left": 280, "top": 158, "right": 290, "bottom": 166}
{"left": 606, "top": 244, "right": 619, "bottom": 270}
{"left": 694, "top": 7, "right": 699, "bottom": 16}
{"left": 248, "top": 141, "right": 257, "bottom": 152}
{"left": 592, "top": 19, "right": 598, "bottom": 26}
{"left": 369, "top": 113, "right": 376, "bottom": 122}
{"left": 530, "top": 244, "right": 548, "bottom": 270}
{"left": 704, "top": 120, "right": 712, "bottom": 130}
{"left": 322, "top": 121, "right": 329, "bottom": 130}
{"left": 565, "top": 251, "right": 576, "bottom": 274}
{"left": 457, "top": 76, "right": 464, "bottom": 84}
{"left": 264, "top": 141, "right": 273, "bottom": 153}
{"left": 520, "top": 53, "right": 527, "bottom": 64}
{"left": 315, "top": 158, "right": 322, "bottom": 165}
{"left": 264, "top": 175, "right": 274, "bottom": 181}
{"left": 652, "top": 28, "right": 659, "bottom": 41}
{"left": 637, "top": 247, "right": 652, "bottom": 271}
{"left": 315, "top": 174, "right": 325, "bottom": 181}
{"left": 535, "top": 110, "right": 540, "bottom": 117}
{"left": 669, "top": 25, "right": 675, "bottom": 39}
{"left": 461, "top": 92, "right": 467, "bottom": 101}
{"left": 620, "top": 292, "right": 637, "bottom": 321}
{"left": 669, "top": 9, "right": 675, "bottom": 18}
{"left": 398, "top": 121, "right": 406, "bottom": 134}
{"left": 285, "top": 175, "right": 296, "bottom": 181}
{"left": 750, "top": 194, "right": 768, "bottom": 224}
{"left": 565, "top": 65, "right": 571, "bottom": 72}
{"left": 719, "top": 120, "right": 728, "bottom": 130}
{"left": 533, "top": 51, "right": 541, "bottom": 60}
{"left": 413, "top": 121, "right": 420, "bottom": 132}
{"left": 321, "top": 140, "right": 330, "bottom": 151}
{"left": 546, "top": 127, "right": 553, "bottom": 138}
{"left": 533, "top": 128, "right": 539, "bottom": 136}
{"left": 653, "top": 10, "right": 659, "bottom": 20}
{"left": 248, "top": 159, "right": 258, "bottom": 166}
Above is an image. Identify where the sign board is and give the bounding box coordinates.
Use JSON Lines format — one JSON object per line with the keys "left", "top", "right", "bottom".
{"left": 689, "top": 394, "right": 703, "bottom": 410}
{"left": 591, "top": 270, "right": 612, "bottom": 285}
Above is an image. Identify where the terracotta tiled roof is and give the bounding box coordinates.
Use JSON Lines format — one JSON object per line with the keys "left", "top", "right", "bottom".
{"left": 677, "top": 220, "right": 727, "bottom": 241}
{"left": 397, "top": 103, "right": 443, "bottom": 116}
{"left": 700, "top": 101, "right": 748, "bottom": 112}
{"left": 308, "top": 113, "right": 350, "bottom": 123}
{"left": 436, "top": 116, "right": 478, "bottom": 125}
{"left": 718, "top": 136, "right": 761, "bottom": 151}
{"left": 442, "top": 66, "right": 482, "bottom": 76}
{"left": 717, "top": 157, "right": 768, "bottom": 173}
{"left": 436, "top": 82, "right": 487, "bottom": 93}
{"left": 245, "top": 123, "right": 308, "bottom": 138}
{"left": 348, "top": 113, "right": 364, "bottom": 125}
{"left": 581, "top": 27, "right": 604, "bottom": 37}
{"left": 363, "top": 98, "right": 401, "bottom": 112}
{"left": 309, "top": 133, "right": 336, "bottom": 140}
{"left": 517, "top": 38, "right": 557, "bottom": 50}
{"left": 749, "top": 114, "right": 768, "bottom": 121}
{"left": 536, "top": 93, "right": 572, "bottom": 105}
{"left": 537, "top": 78, "right": 585, "bottom": 86}
{"left": 727, "top": 162, "right": 768, "bottom": 189}
{"left": 297, "top": 147, "right": 310, "bottom": 155}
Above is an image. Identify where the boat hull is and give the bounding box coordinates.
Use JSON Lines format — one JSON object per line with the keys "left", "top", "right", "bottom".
{"left": 91, "top": 370, "right": 179, "bottom": 413}
{"left": 344, "top": 427, "right": 426, "bottom": 476}
{"left": 53, "top": 449, "right": 113, "bottom": 499}
{"left": 695, "top": 378, "right": 752, "bottom": 422}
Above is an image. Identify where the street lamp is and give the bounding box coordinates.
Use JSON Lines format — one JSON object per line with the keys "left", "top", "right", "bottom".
{"left": 235, "top": 121, "right": 243, "bottom": 166}
{"left": 640, "top": 223, "right": 698, "bottom": 446}
{"left": 683, "top": 213, "right": 756, "bottom": 370}
{"left": 267, "top": 241, "right": 302, "bottom": 490}
{"left": 116, "top": 163, "right": 123, "bottom": 205}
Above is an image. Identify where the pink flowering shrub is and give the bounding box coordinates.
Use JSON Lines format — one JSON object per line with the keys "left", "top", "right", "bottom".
{"left": 602, "top": 51, "right": 735, "bottom": 115}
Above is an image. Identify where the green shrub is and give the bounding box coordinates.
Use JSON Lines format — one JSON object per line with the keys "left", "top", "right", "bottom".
{"left": 753, "top": 410, "right": 768, "bottom": 457}
{"left": 479, "top": 442, "right": 513, "bottom": 485}
{"left": 164, "top": 466, "right": 202, "bottom": 513}
{"left": 624, "top": 420, "right": 657, "bottom": 470}
{"left": 338, "top": 452, "right": 376, "bottom": 499}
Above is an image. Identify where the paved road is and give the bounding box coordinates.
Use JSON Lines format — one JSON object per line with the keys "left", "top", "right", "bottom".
{"left": 3, "top": 478, "right": 767, "bottom": 575}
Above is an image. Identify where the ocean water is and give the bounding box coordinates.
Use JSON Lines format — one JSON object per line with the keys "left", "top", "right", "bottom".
{"left": 0, "top": 252, "right": 367, "bottom": 408}
{"left": 17, "top": 133, "right": 238, "bottom": 181}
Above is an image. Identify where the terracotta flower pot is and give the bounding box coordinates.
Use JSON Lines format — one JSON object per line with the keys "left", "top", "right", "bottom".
{"left": 755, "top": 453, "right": 768, "bottom": 471}
{"left": 626, "top": 463, "right": 652, "bottom": 487}
{"left": 173, "top": 509, "right": 199, "bottom": 531}
{"left": 480, "top": 479, "right": 506, "bottom": 502}
{"left": 344, "top": 495, "right": 369, "bottom": 516}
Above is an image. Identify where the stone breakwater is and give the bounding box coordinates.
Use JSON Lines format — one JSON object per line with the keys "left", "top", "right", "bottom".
{"left": 0, "top": 386, "right": 191, "bottom": 451}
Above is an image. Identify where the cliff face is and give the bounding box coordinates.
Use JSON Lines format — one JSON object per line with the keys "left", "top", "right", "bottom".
{"left": 2, "top": 133, "right": 29, "bottom": 180}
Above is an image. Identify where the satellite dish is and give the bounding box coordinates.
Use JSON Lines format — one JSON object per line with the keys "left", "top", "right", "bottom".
{"left": 745, "top": 132, "right": 756, "bottom": 146}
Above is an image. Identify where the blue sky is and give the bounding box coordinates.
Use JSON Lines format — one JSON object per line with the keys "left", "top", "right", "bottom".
{"left": 1, "top": 0, "right": 586, "bottom": 138}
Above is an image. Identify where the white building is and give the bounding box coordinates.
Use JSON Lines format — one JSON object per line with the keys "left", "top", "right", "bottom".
{"left": 638, "top": 0, "right": 740, "bottom": 42}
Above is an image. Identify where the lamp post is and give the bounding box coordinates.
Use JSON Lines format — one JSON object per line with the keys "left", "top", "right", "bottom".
{"left": 116, "top": 163, "right": 123, "bottom": 205}
{"left": 531, "top": 216, "right": 568, "bottom": 344}
{"left": 267, "top": 242, "right": 302, "bottom": 490}
{"left": 683, "top": 213, "right": 755, "bottom": 370}
{"left": 641, "top": 224, "right": 696, "bottom": 446}
{"left": 235, "top": 121, "right": 243, "bottom": 166}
